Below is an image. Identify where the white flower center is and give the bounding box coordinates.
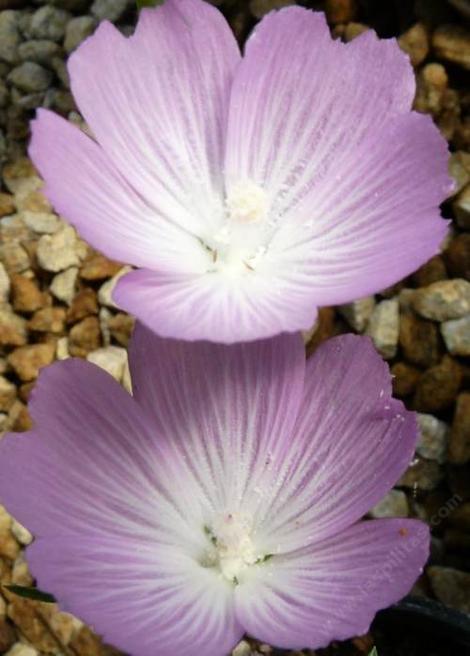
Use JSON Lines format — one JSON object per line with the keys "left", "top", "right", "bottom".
{"left": 202, "top": 181, "right": 271, "bottom": 276}
{"left": 200, "top": 512, "right": 271, "bottom": 584}
{"left": 225, "top": 181, "right": 268, "bottom": 224}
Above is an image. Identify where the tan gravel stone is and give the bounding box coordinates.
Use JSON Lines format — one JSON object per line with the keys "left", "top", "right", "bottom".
{"left": 398, "top": 23, "right": 429, "bottom": 67}
{"left": 28, "top": 307, "right": 66, "bottom": 334}
{"left": 36, "top": 225, "right": 81, "bottom": 272}
{"left": 50, "top": 267, "right": 78, "bottom": 305}
{"left": 365, "top": 299, "right": 399, "bottom": 359}
{"left": 68, "top": 316, "right": 100, "bottom": 357}
{"left": 80, "top": 252, "right": 122, "bottom": 280}
{"left": 0, "top": 307, "right": 27, "bottom": 346}
{"left": 7, "top": 343, "right": 55, "bottom": 381}
{"left": 10, "top": 275, "right": 44, "bottom": 313}
{"left": 0, "top": 243, "right": 30, "bottom": 274}
{"left": 433, "top": 24, "right": 470, "bottom": 70}
{"left": 0, "top": 376, "right": 16, "bottom": 412}
{"left": 412, "top": 279, "right": 470, "bottom": 321}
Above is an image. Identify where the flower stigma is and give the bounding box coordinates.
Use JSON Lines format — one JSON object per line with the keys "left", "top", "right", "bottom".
{"left": 225, "top": 180, "right": 269, "bottom": 224}
{"left": 200, "top": 513, "right": 272, "bottom": 585}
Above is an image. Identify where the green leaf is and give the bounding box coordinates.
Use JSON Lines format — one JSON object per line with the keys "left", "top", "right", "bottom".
{"left": 368, "top": 648, "right": 379, "bottom": 656}
{"left": 5, "top": 585, "right": 56, "bottom": 604}
{"left": 136, "top": 0, "right": 164, "bottom": 8}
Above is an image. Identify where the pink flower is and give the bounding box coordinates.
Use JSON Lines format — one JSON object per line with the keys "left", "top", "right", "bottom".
{"left": 30, "top": 1, "right": 451, "bottom": 343}
{"left": 0, "top": 326, "right": 428, "bottom": 655}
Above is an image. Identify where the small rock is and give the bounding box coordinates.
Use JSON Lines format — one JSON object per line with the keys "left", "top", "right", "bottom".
{"left": 0, "top": 11, "right": 20, "bottom": 65}
{"left": 36, "top": 225, "right": 81, "bottom": 272}
{"left": 22, "top": 210, "right": 61, "bottom": 234}
{"left": 412, "top": 279, "right": 470, "bottom": 321}
{"left": 441, "top": 315, "right": 470, "bottom": 356}
{"left": 68, "top": 316, "right": 100, "bottom": 357}
{"left": 7, "top": 62, "right": 52, "bottom": 93}
{"left": 91, "top": 0, "right": 130, "bottom": 21}
{"left": 50, "top": 267, "right": 78, "bottom": 305}
{"left": 2, "top": 158, "right": 40, "bottom": 196}
{"left": 98, "top": 266, "right": 131, "bottom": 308}
{"left": 399, "top": 312, "right": 441, "bottom": 367}
{"left": 324, "top": 0, "right": 356, "bottom": 23}
{"left": 399, "top": 457, "right": 444, "bottom": 491}
{"left": 0, "top": 242, "right": 29, "bottom": 274}
{"left": 108, "top": 312, "right": 134, "bottom": 347}
{"left": 0, "top": 617, "right": 16, "bottom": 653}
{"left": 17, "top": 39, "right": 62, "bottom": 65}
{"left": 99, "top": 306, "right": 112, "bottom": 347}
{"left": 0, "top": 262, "right": 10, "bottom": 302}
{"left": 0, "top": 376, "right": 16, "bottom": 412}
{"left": 453, "top": 185, "right": 470, "bottom": 229}
{"left": 28, "top": 307, "right": 66, "bottom": 333}
{"left": 0, "top": 307, "right": 27, "bottom": 346}
{"left": 428, "top": 566, "right": 470, "bottom": 613}
{"left": 413, "top": 356, "right": 462, "bottom": 413}
{"left": 416, "top": 413, "right": 448, "bottom": 463}
{"left": 0, "top": 192, "right": 15, "bottom": 216}
{"left": 370, "top": 489, "right": 409, "bottom": 518}
{"left": 365, "top": 298, "right": 399, "bottom": 359}
{"left": 337, "top": 296, "right": 375, "bottom": 333}
{"left": 29, "top": 5, "right": 71, "bottom": 42}
{"left": 412, "top": 255, "right": 447, "bottom": 287}
{"left": 7, "top": 342, "right": 55, "bottom": 381}
{"left": 398, "top": 23, "right": 429, "bottom": 67}
{"left": 232, "top": 640, "right": 252, "bottom": 656}
{"left": 66, "top": 287, "right": 98, "bottom": 323}
{"left": 433, "top": 24, "right": 470, "bottom": 70}
{"left": 449, "top": 393, "right": 470, "bottom": 465}
{"left": 414, "top": 63, "right": 448, "bottom": 115}
{"left": 444, "top": 234, "right": 470, "bottom": 280}
{"left": 5, "top": 643, "right": 39, "bottom": 656}
{"left": 391, "top": 362, "right": 421, "bottom": 397}
{"left": 449, "top": 150, "right": 470, "bottom": 195}
{"left": 10, "top": 519, "right": 32, "bottom": 546}
{"left": 80, "top": 251, "right": 122, "bottom": 281}
{"left": 9, "top": 400, "right": 32, "bottom": 432}
{"left": 56, "top": 336, "right": 69, "bottom": 360}
{"left": 10, "top": 274, "right": 45, "bottom": 313}
{"left": 87, "top": 346, "right": 128, "bottom": 383}
{"left": 64, "top": 15, "right": 97, "bottom": 53}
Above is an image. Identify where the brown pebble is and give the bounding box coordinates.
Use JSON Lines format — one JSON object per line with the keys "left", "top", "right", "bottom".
{"left": 414, "top": 63, "right": 448, "bottom": 115}
{"left": 69, "top": 316, "right": 101, "bottom": 357}
{"left": 10, "top": 402, "right": 32, "bottom": 432}
{"left": 413, "top": 356, "right": 462, "bottom": 412}
{"left": 80, "top": 252, "right": 122, "bottom": 281}
{"left": 325, "top": 0, "right": 357, "bottom": 24}
{"left": 398, "top": 23, "right": 429, "bottom": 67}
{"left": 444, "top": 234, "right": 470, "bottom": 280}
{"left": 67, "top": 288, "right": 98, "bottom": 324}
{"left": 28, "top": 307, "right": 66, "bottom": 334}
{"left": 399, "top": 312, "right": 441, "bottom": 368}
{"left": 432, "top": 24, "right": 470, "bottom": 71}
{"left": 305, "top": 307, "right": 337, "bottom": 355}
{"left": 18, "top": 382, "right": 34, "bottom": 403}
{"left": 0, "top": 616, "right": 16, "bottom": 653}
{"left": 0, "top": 308, "right": 27, "bottom": 347}
{"left": 412, "top": 255, "right": 447, "bottom": 287}
{"left": 10, "top": 274, "right": 45, "bottom": 313}
{"left": 108, "top": 313, "right": 134, "bottom": 347}
{"left": 7, "top": 343, "right": 55, "bottom": 381}
{"left": 0, "top": 376, "right": 17, "bottom": 412}
{"left": 0, "top": 193, "right": 15, "bottom": 218}
{"left": 449, "top": 393, "right": 470, "bottom": 465}
{"left": 391, "top": 362, "right": 421, "bottom": 397}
